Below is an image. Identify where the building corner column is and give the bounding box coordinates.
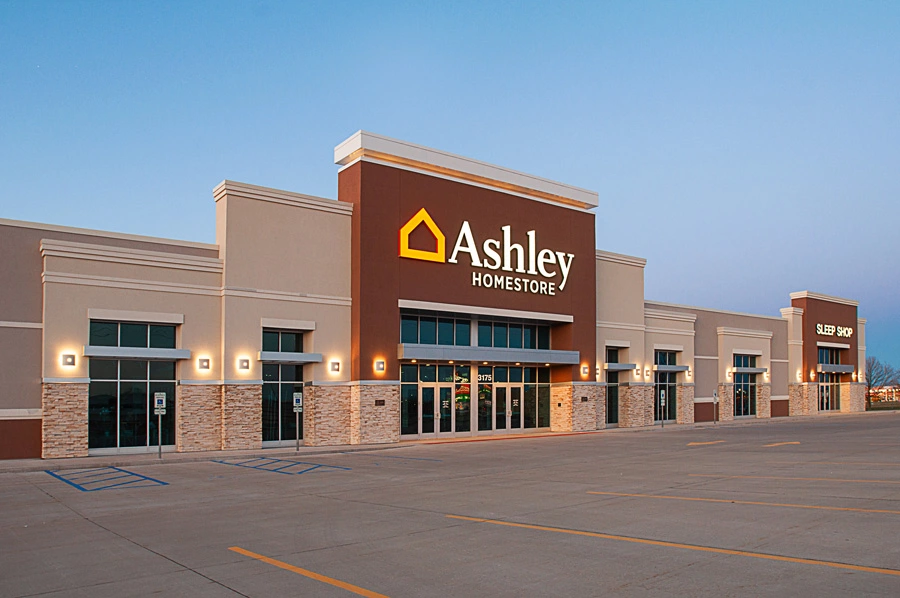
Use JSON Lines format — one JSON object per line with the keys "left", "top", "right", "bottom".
{"left": 350, "top": 383, "right": 400, "bottom": 445}
{"left": 221, "top": 384, "right": 262, "bottom": 450}
{"left": 41, "top": 382, "right": 89, "bottom": 458}
{"left": 676, "top": 384, "right": 694, "bottom": 424}
{"left": 716, "top": 384, "right": 734, "bottom": 422}
{"left": 756, "top": 384, "right": 771, "bottom": 419}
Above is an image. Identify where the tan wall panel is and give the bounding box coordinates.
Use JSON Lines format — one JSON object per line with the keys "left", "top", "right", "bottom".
{"left": 693, "top": 358, "right": 718, "bottom": 398}
{"left": 771, "top": 360, "right": 789, "bottom": 396}
{"left": 596, "top": 258, "right": 645, "bottom": 326}
{"left": 221, "top": 195, "right": 351, "bottom": 298}
{"left": 42, "top": 282, "right": 222, "bottom": 380}
{"left": 220, "top": 295, "right": 350, "bottom": 382}
{"left": 597, "top": 328, "right": 645, "bottom": 384}
{"left": 0, "top": 328, "right": 42, "bottom": 409}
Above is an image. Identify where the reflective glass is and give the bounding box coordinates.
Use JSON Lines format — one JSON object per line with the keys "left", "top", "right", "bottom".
{"left": 537, "top": 326, "right": 550, "bottom": 350}
{"left": 89, "top": 321, "right": 118, "bottom": 347}
{"left": 401, "top": 364, "right": 418, "bottom": 382}
{"left": 538, "top": 368, "right": 550, "bottom": 383}
{"left": 455, "top": 384, "right": 471, "bottom": 432}
{"left": 281, "top": 332, "right": 302, "bottom": 353}
{"left": 400, "top": 316, "right": 418, "bottom": 344}
{"left": 438, "top": 365, "right": 454, "bottom": 383}
{"left": 119, "top": 381, "right": 147, "bottom": 447}
{"left": 478, "top": 366, "right": 494, "bottom": 383}
{"left": 524, "top": 367, "right": 536, "bottom": 384}
{"left": 263, "top": 331, "right": 279, "bottom": 352}
{"left": 438, "top": 319, "right": 454, "bottom": 346}
{"left": 88, "top": 381, "right": 117, "bottom": 448}
{"left": 400, "top": 385, "right": 418, "bottom": 435}
{"left": 478, "top": 322, "right": 492, "bottom": 347}
{"left": 419, "top": 364, "right": 436, "bottom": 382}
{"left": 508, "top": 325, "right": 523, "bottom": 349}
{"left": 523, "top": 325, "right": 536, "bottom": 349}
{"left": 606, "top": 348, "right": 619, "bottom": 364}
{"left": 263, "top": 364, "right": 279, "bottom": 382}
{"left": 478, "top": 384, "right": 492, "bottom": 431}
{"left": 89, "top": 359, "right": 118, "bottom": 380}
{"left": 495, "top": 386, "right": 507, "bottom": 430}
{"left": 455, "top": 320, "right": 470, "bottom": 346}
{"left": 149, "top": 325, "right": 176, "bottom": 349}
{"left": 493, "top": 323, "right": 508, "bottom": 348}
{"left": 419, "top": 318, "right": 437, "bottom": 344}
{"left": 524, "top": 385, "right": 537, "bottom": 428}
{"left": 120, "top": 360, "right": 148, "bottom": 381}
{"left": 422, "top": 387, "right": 435, "bottom": 434}
{"left": 510, "top": 386, "right": 521, "bottom": 428}
{"left": 455, "top": 365, "right": 470, "bottom": 383}
{"left": 262, "top": 383, "right": 279, "bottom": 441}
{"left": 120, "top": 323, "right": 148, "bottom": 348}
{"left": 281, "top": 364, "right": 300, "bottom": 382}
{"left": 493, "top": 367, "right": 507, "bottom": 383}
{"left": 439, "top": 387, "right": 452, "bottom": 433}
{"left": 538, "top": 385, "right": 551, "bottom": 427}
{"left": 280, "top": 384, "right": 298, "bottom": 440}
{"left": 149, "top": 361, "right": 175, "bottom": 381}
{"left": 509, "top": 367, "right": 523, "bottom": 383}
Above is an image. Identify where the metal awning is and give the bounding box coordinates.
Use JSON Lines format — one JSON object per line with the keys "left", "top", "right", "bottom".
{"left": 397, "top": 344, "right": 579, "bottom": 365}
{"left": 817, "top": 364, "right": 854, "bottom": 374}
{"left": 604, "top": 363, "right": 637, "bottom": 372}
{"left": 258, "top": 351, "right": 323, "bottom": 364}
{"left": 733, "top": 367, "right": 768, "bottom": 375}
{"left": 653, "top": 364, "right": 689, "bottom": 373}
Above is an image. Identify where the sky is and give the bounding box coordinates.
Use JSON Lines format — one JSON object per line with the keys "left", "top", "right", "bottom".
{"left": 1, "top": 0, "right": 898, "bottom": 366}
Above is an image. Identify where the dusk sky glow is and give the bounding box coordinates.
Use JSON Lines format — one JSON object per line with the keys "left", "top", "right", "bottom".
{"left": 1, "top": 1, "right": 897, "bottom": 364}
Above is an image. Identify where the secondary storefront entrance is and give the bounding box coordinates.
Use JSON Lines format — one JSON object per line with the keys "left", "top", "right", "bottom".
{"left": 400, "top": 364, "right": 551, "bottom": 438}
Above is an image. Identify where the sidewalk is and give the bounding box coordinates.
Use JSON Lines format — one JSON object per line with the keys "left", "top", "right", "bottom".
{"left": 2, "top": 409, "right": 895, "bottom": 474}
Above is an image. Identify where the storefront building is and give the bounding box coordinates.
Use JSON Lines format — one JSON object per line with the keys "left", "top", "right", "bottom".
{"left": 0, "top": 132, "right": 868, "bottom": 459}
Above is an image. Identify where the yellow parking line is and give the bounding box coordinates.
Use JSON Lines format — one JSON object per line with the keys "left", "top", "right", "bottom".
{"left": 764, "top": 441, "right": 801, "bottom": 447}
{"left": 446, "top": 515, "right": 900, "bottom": 577}
{"left": 687, "top": 441, "right": 725, "bottom": 446}
{"left": 587, "top": 491, "right": 900, "bottom": 515}
{"left": 689, "top": 474, "right": 900, "bottom": 485}
{"left": 229, "top": 547, "right": 389, "bottom": 598}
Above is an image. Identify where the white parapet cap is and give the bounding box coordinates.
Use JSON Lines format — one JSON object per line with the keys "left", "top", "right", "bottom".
{"left": 789, "top": 290, "right": 859, "bottom": 307}
{"left": 334, "top": 131, "right": 599, "bottom": 211}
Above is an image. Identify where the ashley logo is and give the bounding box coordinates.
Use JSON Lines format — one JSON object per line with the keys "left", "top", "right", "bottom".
{"left": 398, "top": 208, "right": 575, "bottom": 293}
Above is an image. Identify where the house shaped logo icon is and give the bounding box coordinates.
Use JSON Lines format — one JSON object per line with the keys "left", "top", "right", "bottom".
{"left": 398, "top": 208, "right": 445, "bottom": 263}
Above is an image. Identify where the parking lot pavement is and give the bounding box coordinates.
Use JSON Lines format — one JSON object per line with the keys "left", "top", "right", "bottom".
{"left": 2, "top": 413, "right": 900, "bottom": 597}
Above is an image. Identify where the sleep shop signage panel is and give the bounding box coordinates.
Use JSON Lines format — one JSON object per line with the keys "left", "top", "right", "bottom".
{"left": 816, "top": 323, "right": 853, "bottom": 338}
{"left": 398, "top": 208, "right": 575, "bottom": 297}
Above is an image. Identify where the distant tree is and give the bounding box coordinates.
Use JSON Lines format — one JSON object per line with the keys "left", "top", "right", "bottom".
{"left": 866, "top": 357, "right": 899, "bottom": 408}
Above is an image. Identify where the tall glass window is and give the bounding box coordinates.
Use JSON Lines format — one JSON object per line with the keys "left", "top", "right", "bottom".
{"left": 87, "top": 320, "right": 178, "bottom": 450}
{"left": 654, "top": 351, "right": 677, "bottom": 421}
{"left": 733, "top": 354, "right": 757, "bottom": 417}
{"left": 818, "top": 347, "right": 842, "bottom": 411}
{"left": 606, "top": 348, "right": 619, "bottom": 425}
{"left": 261, "top": 330, "right": 305, "bottom": 443}
{"left": 89, "top": 359, "right": 176, "bottom": 449}
{"left": 400, "top": 312, "right": 472, "bottom": 346}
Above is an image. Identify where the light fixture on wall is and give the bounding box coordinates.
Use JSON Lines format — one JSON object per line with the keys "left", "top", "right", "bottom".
{"left": 687, "top": 366, "right": 692, "bottom": 378}
{"left": 596, "top": 366, "right": 601, "bottom": 377}
{"left": 852, "top": 371, "right": 858, "bottom": 381}
{"left": 330, "top": 361, "right": 341, "bottom": 373}
{"left": 374, "top": 360, "right": 385, "bottom": 373}
{"left": 581, "top": 365, "right": 589, "bottom": 376}
{"left": 61, "top": 354, "right": 76, "bottom": 367}
{"left": 238, "top": 358, "right": 250, "bottom": 370}
{"left": 634, "top": 366, "right": 641, "bottom": 377}
{"left": 810, "top": 369, "right": 816, "bottom": 381}
{"left": 726, "top": 368, "right": 732, "bottom": 380}
{"left": 644, "top": 367, "right": 651, "bottom": 378}
{"left": 198, "top": 358, "right": 210, "bottom": 370}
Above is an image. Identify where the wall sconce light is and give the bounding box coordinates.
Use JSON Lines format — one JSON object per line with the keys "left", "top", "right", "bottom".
{"left": 852, "top": 371, "right": 858, "bottom": 381}
{"left": 644, "top": 367, "right": 651, "bottom": 378}
{"left": 449, "top": 360, "right": 455, "bottom": 364}
{"left": 634, "top": 367, "right": 641, "bottom": 377}
{"left": 581, "top": 365, "right": 589, "bottom": 376}
{"left": 374, "top": 360, "right": 385, "bottom": 373}
{"left": 810, "top": 370, "right": 816, "bottom": 381}
{"left": 726, "top": 368, "right": 732, "bottom": 380}
{"left": 330, "top": 361, "right": 341, "bottom": 372}
{"left": 687, "top": 366, "right": 692, "bottom": 378}
{"left": 61, "top": 354, "right": 76, "bottom": 367}
{"left": 796, "top": 369, "right": 802, "bottom": 382}
{"left": 198, "top": 358, "right": 210, "bottom": 370}
{"left": 596, "top": 367, "right": 601, "bottom": 378}
{"left": 238, "top": 358, "right": 250, "bottom": 370}
{"left": 544, "top": 363, "right": 550, "bottom": 367}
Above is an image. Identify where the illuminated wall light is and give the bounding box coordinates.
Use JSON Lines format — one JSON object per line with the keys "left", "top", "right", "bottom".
{"left": 61, "top": 354, "right": 76, "bottom": 367}
{"left": 852, "top": 371, "right": 858, "bottom": 381}
{"left": 596, "top": 367, "right": 601, "bottom": 377}
{"left": 644, "top": 367, "right": 651, "bottom": 378}
{"left": 687, "top": 366, "right": 692, "bottom": 378}
{"left": 810, "top": 369, "right": 816, "bottom": 381}
{"left": 544, "top": 363, "right": 550, "bottom": 367}
{"left": 374, "top": 360, "right": 386, "bottom": 373}
{"left": 198, "top": 358, "right": 210, "bottom": 370}
{"left": 449, "top": 360, "right": 455, "bottom": 364}
{"left": 330, "top": 361, "right": 341, "bottom": 373}
{"left": 796, "top": 369, "right": 802, "bottom": 382}
{"left": 411, "top": 359, "right": 417, "bottom": 363}
{"left": 581, "top": 365, "right": 589, "bottom": 376}
{"left": 634, "top": 366, "right": 641, "bottom": 378}
{"left": 238, "top": 358, "right": 250, "bottom": 370}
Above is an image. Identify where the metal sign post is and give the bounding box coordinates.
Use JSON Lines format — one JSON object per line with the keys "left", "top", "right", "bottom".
{"left": 293, "top": 392, "right": 303, "bottom": 452}
{"left": 660, "top": 390, "right": 666, "bottom": 429}
{"left": 153, "top": 392, "right": 166, "bottom": 459}
{"left": 713, "top": 390, "right": 719, "bottom": 424}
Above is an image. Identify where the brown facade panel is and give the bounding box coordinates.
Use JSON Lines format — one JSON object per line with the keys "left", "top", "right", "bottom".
{"left": 771, "top": 399, "right": 790, "bottom": 417}
{"left": 694, "top": 403, "right": 716, "bottom": 422}
{"left": 0, "top": 419, "right": 41, "bottom": 459}
{"left": 792, "top": 296, "right": 859, "bottom": 382}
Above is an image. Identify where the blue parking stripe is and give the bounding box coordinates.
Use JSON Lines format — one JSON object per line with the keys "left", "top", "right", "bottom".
{"left": 45, "top": 467, "right": 168, "bottom": 492}
{"left": 213, "top": 458, "right": 351, "bottom": 476}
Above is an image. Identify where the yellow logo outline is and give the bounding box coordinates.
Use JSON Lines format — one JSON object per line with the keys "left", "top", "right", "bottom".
{"left": 399, "top": 208, "right": 445, "bottom": 263}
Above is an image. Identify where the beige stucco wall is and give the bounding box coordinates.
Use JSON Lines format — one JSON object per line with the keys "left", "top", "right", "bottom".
{"left": 596, "top": 251, "right": 646, "bottom": 384}
{"left": 0, "top": 327, "right": 42, "bottom": 409}
{"left": 643, "top": 308, "right": 695, "bottom": 386}
{"left": 214, "top": 181, "right": 352, "bottom": 382}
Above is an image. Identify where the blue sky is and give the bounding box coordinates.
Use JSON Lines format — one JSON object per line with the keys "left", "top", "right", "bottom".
{"left": 1, "top": 1, "right": 898, "bottom": 365}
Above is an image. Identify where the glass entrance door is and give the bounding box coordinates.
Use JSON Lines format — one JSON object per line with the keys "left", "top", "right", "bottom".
{"left": 419, "top": 384, "right": 453, "bottom": 436}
